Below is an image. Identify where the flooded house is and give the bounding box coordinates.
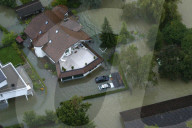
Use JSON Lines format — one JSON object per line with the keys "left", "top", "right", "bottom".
{"left": 24, "top": 5, "right": 103, "bottom": 82}
{"left": 0, "top": 63, "right": 33, "bottom": 106}
{"left": 15, "top": 0, "right": 44, "bottom": 19}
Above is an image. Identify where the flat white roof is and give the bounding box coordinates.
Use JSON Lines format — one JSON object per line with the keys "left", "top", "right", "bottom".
{"left": 59, "top": 46, "right": 97, "bottom": 71}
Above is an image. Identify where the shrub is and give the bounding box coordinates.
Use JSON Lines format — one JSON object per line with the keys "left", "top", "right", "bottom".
{"left": 1, "top": 32, "right": 17, "bottom": 46}
{"left": 44, "top": 63, "right": 49, "bottom": 69}
{"left": 71, "top": 66, "right": 74, "bottom": 70}
{"left": 0, "top": 24, "right": 9, "bottom": 33}
{"left": 71, "top": 9, "right": 78, "bottom": 15}
{"left": 62, "top": 67, "right": 66, "bottom": 72}
{"left": 0, "top": 0, "right": 17, "bottom": 8}
{"left": 20, "top": 0, "right": 32, "bottom": 4}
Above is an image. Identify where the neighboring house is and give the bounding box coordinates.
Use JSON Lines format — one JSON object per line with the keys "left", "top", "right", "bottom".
{"left": 0, "top": 63, "right": 33, "bottom": 104}
{"left": 24, "top": 5, "right": 103, "bottom": 81}
{"left": 120, "top": 94, "right": 192, "bottom": 128}
{"left": 15, "top": 0, "right": 44, "bottom": 19}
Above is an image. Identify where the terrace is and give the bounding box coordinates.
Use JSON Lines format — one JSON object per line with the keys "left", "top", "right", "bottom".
{"left": 59, "top": 45, "right": 97, "bottom": 72}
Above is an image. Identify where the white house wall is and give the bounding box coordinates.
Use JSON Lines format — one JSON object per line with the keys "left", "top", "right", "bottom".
{"left": 0, "top": 87, "right": 28, "bottom": 101}
{"left": 34, "top": 47, "right": 46, "bottom": 58}
{"left": 0, "top": 80, "right": 7, "bottom": 88}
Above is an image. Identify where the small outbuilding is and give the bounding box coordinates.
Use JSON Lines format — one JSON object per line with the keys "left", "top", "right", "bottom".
{"left": 16, "top": 36, "right": 24, "bottom": 44}
{"left": 15, "top": 0, "right": 44, "bottom": 20}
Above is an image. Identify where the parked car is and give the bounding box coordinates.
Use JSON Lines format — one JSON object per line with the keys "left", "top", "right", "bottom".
{"left": 95, "top": 76, "right": 109, "bottom": 83}
{"left": 98, "top": 83, "right": 113, "bottom": 90}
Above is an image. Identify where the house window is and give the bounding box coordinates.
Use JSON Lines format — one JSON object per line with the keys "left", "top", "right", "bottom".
{"left": 45, "top": 21, "right": 48, "bottom": 24}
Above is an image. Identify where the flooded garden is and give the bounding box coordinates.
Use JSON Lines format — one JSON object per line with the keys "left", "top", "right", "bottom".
{"left": 0, "top": 0, "right": 192, "bottom": 127}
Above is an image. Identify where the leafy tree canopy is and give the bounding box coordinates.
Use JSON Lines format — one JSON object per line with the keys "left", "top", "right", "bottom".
{"left": 81, "top": 0, "right": 101, "bottom": 9}
{"left": 158, "top": 45, "right": 181, "bottom": 80}
{"left": 20, "top": 0, "right": 32, "bottom": 4}
{"left": 0, "top": 0, "right": 17, "bottom": 8}
{"left": 1, "top": 32, "right": 17, "bottom": 46}
{"left": 117, "top": 22, "right": 132, "bottom": 44}
{"left": 118, "top": 45, "right": 156, "bottom": 87}
{"left": 162, "top": 20, "right": 187, "bottom": 46}
{"left": 56, "top": 96, "right": 91, "bottom": 126}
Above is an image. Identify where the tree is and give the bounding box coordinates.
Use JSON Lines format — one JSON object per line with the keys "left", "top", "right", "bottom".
{"left": 179, "top": 31, "right": 192, "bottom": 81}
{"left": 20, "top": 0, "right": 32, "bottom": 4}
{"left": 122, "top": 2, "right": 140, "bottom": 21}
{"left": 100, "top": 17, "right": 117, "bottom": 48}
{"left": 180, "top": 54, "right": 192, "bottom": 82}
{"left": 158, "top": 45, "right": 181, "bottom": 80}
{"left": 0, "top": 0, "right": 17, "bottom": 8}
{"left": 117, "top": 22, "right": 132, "bottom": 44}
{"left": 181, "top": 29, "right": 192, "bottom": 54}
{"left": 23, "top": 110, "right": 57, "bottom": 128}
{"left": 1, "top": 32, "right": 17, "bottom": 46}
{"left": 118, "top": 45, "right": 155, "bottom": 87}
{"left": 81, "top": 0, "right": 101, "bottom": 9}
{"left": 56, "top": 96, "right": 91, "bottom": 126}
{"left": 51, "top": 0, "right": 67, "bottom": 7}
{"left": 147, "top": 25, "right": 163, "bottom": 51}
{"left": 23, "top": 111, "right": 38, "bottom": 128}
{"left": 160, "top": 0, "right": 181, "bottom": 29}
{"left": 162, "top": 20, "right": 187, "bottom": 46}
{"left": 138, "top": 0, "right": 164, "bottom": 23}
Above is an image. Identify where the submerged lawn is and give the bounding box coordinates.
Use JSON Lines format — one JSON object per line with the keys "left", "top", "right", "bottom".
{"left": 0, "top": 46, "right": 24, "bottom": 66}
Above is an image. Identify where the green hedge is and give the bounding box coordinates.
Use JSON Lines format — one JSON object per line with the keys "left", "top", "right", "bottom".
{"left": 0, "top": 24, "right": 9, "bottom": 33}
{"left": 83, "top": 87, "right": 129, "bottom": 100}
{"left": 5, "top": 124, "right": 24, "bottom": 128}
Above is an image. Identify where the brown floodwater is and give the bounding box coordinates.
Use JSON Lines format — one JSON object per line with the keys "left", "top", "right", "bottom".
{"left": 178, "top": 0, "right": 192, "bottom": 28}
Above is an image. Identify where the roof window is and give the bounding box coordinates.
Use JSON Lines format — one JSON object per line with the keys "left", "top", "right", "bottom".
{"left": 49, "top": 40, "right": 52, "bottom": 43}
{"left": 56, "top": 30, "right": 59, "bottom": 33}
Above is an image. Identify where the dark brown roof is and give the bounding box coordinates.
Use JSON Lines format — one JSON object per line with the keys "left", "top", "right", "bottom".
{"left": 60, "top": 22, "right": 90, "bottom": 40}
{"left": 24, "top": 10, "right": 61, "bottom": 40}
{"left": 56, "top": 44, "right": 103, "bottom": 78}
{"left": 15, "top": 0, "right": 43, "bottom": 18}
{"left": 52, "top": 5, "right": 68, "bottom": 20}
{"left": 41, "top": 25, "right": 79, "bottom": 62}
{"left": 24, "top": 5, "right": 68, "bottom": 40}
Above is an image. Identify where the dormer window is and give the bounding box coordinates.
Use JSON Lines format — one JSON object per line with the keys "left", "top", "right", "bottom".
{"left": 45, "top": 21, "right": 48, "bottom": 24}
{"left": 39, "top": 31, "right": 42, "bottom": 34}
{"left": 49, "top": 40, "right": 52, "bottom": 43}
{"left": 56, "top": 30, "right": 59, "bottom": 33}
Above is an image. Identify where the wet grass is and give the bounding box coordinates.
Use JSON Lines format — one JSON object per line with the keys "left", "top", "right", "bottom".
{"left": 0, "top": 46, "right": 24, "bottom": 66}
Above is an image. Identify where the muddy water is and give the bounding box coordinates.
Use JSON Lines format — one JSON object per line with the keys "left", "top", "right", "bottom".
{"left": 85, "top": 1, "right": 192, "bottom": 128}
{"left": 0, "top": 0, "right": 53, "bottom": 34}
{"left": 0, "top": 6, "right": 24, "bottom": 33}
{"left": 39, "top": 0, "right": 52, "bottom": 6}
{"left": 178, "top": 0, "right": 192, "bottom": 28}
